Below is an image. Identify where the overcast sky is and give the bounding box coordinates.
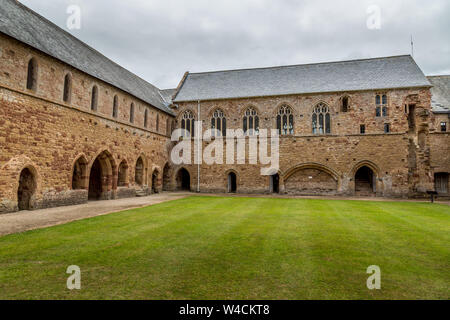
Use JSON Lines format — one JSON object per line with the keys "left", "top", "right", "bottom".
{"left": 20, "top": 0, "right": 450, "bottom": 89}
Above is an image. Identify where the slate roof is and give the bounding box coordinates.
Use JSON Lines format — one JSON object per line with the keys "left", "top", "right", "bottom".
{"left": 0, "top": 0, "right": 174, "bottom": 115}
{"left": 159, "top": 88, "right": 177, "bottom": 106}
{"left": 427, "top": 76, "right": 450, "bottom": 114}
{"left": 173, "top": 55, "right": 431, "bottom": 102}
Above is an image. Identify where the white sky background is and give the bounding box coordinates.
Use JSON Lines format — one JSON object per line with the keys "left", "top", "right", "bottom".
{"left": 20, "top": 0, "right": 450, "bottom": 89}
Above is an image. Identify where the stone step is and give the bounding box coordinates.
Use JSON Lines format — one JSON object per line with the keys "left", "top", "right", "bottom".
{"left": 135, "top": 190, "right": 147, "bottom": 197}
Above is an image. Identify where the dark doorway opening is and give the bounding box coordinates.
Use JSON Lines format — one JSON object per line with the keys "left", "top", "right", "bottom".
{"left": 177, "top": 168, "right": 190, "bottom": 191}
{"left": 18, "top": 168, "right": 36, "bottom": 211}
{"left": 355, "top": 166, "right": 375, "bottom": 196}
{"left": 152, "top": 171, "right": 159, "bottom": 193}
{"left": 271, "top": 174, "right": 280, "bottom": 193}
{"left": 88, "top": 158, "right": 102, "bottom": 200}
{"left": 228, "top": 172, "right": 237, "bottom": 193}
{"left": 435, "top": 173, "right": 449, "bottom": 194}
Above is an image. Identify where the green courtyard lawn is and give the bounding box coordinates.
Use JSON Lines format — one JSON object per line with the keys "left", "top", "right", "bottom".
{"left": 0, "top": 196, "right": 449, "bottom": 300}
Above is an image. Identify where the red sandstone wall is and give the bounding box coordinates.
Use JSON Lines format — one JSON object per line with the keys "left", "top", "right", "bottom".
{"left": 0, "top": 34, "right": 173, "bottom": 212}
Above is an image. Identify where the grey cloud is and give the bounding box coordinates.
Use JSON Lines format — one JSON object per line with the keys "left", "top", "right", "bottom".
{"left": 20, "top": 0, "right": 450, "bottom": 89}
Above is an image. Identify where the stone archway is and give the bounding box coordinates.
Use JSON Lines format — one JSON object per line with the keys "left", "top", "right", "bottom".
{"left": 88, "top": 151, "right": 116, "bottom": 200}
{"left": 350, "top": 161, "right": 382, "bottom": 196}
{"left": 283, "top": 163, "right": 339, "bottom": 195}
{"left": 176, "top": 168, "right": 191, "bottom": 191}
{"left": 17, "top": 167, "right": 36, "bottom": 211}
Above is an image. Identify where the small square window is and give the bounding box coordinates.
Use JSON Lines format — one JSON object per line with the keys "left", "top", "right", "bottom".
{"left": 384, "top": 123, "right": 390, "bottom": 133}
{"left": 441, "top": 122, "right": 447, "bottom": 132}
{"left": 360, "top": 125, "right": 366, "bottom": 134}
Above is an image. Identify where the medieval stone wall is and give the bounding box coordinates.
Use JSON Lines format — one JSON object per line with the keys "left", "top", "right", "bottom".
{"left": 0, "top": 35, "right": 173, "bottom": 213}
{"left": 171, "top": 86, "right": 436, "bottom": 197}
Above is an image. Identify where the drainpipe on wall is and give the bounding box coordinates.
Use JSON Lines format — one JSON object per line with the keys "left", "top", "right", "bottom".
{"left": 197, "top": 100, "right": 201, "bottom": 193}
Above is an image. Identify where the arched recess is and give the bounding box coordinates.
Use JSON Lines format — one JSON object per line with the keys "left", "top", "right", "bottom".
{"left": 134, "top": 155, "right": 146, "bottom": 187}
{"left": 71, "top": 155, "right": 88, "bottom": 190}
{"left": 162, "top": 163, "right": 171, "bottom": 191}
{"left": 0, "top": 156, "right": 42, "bottom": 211}
{"left": 283, "top": 163, "right": 340, "bottom": 195}
{"left": 176, "top": 167, "right": 191, "bottom": 191}
{"left": 151, "top": 168, "right": 160, "bottom": 193}
{"left": 118, "top": 160, "right": 129, "bottom": 187}
{"left": 17, "top": 166, "right": 37, "bottom": 211}
{"left": 88, "top": 150, "right": 116, "bottom": 200}
{"left": 350, "top": 161, "right": 382, "bottom": 196}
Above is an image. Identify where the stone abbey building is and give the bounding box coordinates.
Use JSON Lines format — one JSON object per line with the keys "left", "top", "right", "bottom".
{"left": 0, "top": 0, "right": 449, "bottom": 213}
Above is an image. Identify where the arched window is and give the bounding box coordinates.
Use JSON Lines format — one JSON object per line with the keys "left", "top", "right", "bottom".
{"left": 312, "top": 103, "right": 331, "bottom": 134}
{"left": 276, "top": 105, "right": 294, "bottom": 135}
{"left": 376, "top": 94, "right": 388, "bottom": 117}
{"left": 144, "top": 109, "right": 148, "bottom": 128}
{"left": 243, "top": 107, "right": 259, "bottom": 135}
{"left": 63, "top": 73, "right": 72, "bottom": 103}
{"left": 112, "top": 95, "right": 119, "bottom": 118}
{"left": 91, "top": 85, "right": 98, "bottom": 111}
{"left": 156, "top": 114, "right": 159, "bottom": 132}
{"left": 341, "top": 96, "right": 349, "bottom": 112}
{"left": 26, "top": 58, "right": 38, "bottom": 91}
{"left": 211, "top": 109, "right": 226, "bottom": 137}
{"left": 130, "top": 103, "right": 135, "bottom": 123}
{"left": 181, "top": 110, "right": 195, "bottom": 137}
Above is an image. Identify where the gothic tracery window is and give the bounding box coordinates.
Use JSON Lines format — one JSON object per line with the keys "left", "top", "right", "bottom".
{"left": 181, "top": 110, "right": 195, "bottom": 137}
{"left": 277, "top": 105, "right": 294, "bottom": 135}
{"left": 312, "top": 103, "right": 331, "bottom": 134}
{"left": 211, "top": 109, "right": 226, "bottom": 137}
{"left": 243, "top": 107, "right": 259, "bottom": 135}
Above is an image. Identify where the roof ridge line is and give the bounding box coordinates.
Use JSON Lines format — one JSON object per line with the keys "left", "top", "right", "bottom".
{"left": 188, "top": 55, "right": 413, "bottom": 75}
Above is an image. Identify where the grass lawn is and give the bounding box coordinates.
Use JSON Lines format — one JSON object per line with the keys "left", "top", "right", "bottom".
{"left": 0, "top": 196, "right": 449, "bottom": 300}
